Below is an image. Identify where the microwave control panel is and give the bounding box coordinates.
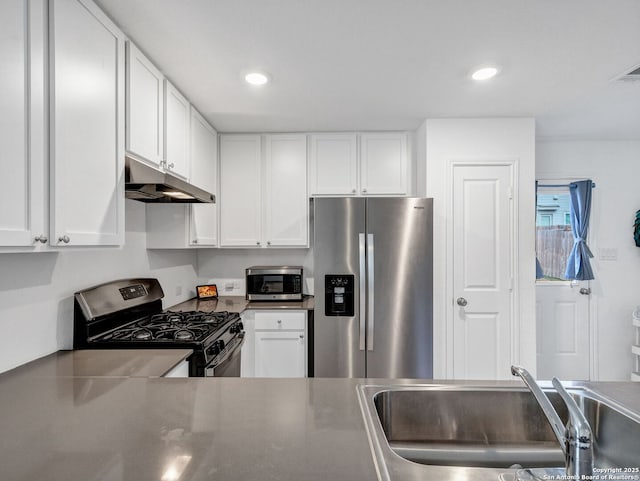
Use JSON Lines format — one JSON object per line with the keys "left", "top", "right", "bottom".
{"left": 325, "top": 275, "right": 354, "bottom": 317}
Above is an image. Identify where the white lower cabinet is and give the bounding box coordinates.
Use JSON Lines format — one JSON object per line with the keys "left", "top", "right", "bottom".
{"left": 163, "top": 360, "right": 190, "bottom": 378}
{"left": 241, "top": 310, "right": 307, "bottom": 378}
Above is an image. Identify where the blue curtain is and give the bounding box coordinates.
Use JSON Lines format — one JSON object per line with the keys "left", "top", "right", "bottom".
{"left": 535, "top": 181, "right": 544, "bottom": 279}
{"left": 564, "top": 180, "right": 594, "bottom": 280}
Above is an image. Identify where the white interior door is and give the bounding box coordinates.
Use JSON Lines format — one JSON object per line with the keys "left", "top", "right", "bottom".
{"left": 536, "top": 282, "right": 591, "bottom": 380}
{"left": 452, "top": 163, "right": 513, "bottom": 379}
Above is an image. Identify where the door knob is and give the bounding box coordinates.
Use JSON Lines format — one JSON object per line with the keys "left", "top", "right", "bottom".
{"left": 456, "top": 297, "right": 468, "bottom": 307}
{"left": 579, "top": 287, "right": 591, "bottom": 295}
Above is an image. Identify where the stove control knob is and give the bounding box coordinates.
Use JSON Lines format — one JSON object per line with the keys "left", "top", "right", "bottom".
{"left": 209, "top": 341, "right": 224, "bottom": 356}
{"left": 236, "top": 321, "right": 244, "bottom": 332}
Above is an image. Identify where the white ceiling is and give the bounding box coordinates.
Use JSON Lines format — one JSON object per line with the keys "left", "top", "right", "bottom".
{"left": 95, "top": 0, "right": 640, "bottom": 139}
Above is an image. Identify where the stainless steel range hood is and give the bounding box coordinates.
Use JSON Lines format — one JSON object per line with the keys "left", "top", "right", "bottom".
{"left": 125, "top": 157, "right": 215, "bottom": 203}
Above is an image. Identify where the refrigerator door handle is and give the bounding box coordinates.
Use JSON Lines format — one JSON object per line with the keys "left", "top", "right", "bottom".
{"left": 358, "top": 233, "right": 366, "bottom": 351}
{"left": 367, "top": 233, "right": 375, "bottom": 351}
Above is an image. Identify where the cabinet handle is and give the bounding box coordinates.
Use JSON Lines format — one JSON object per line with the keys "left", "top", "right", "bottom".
{"left": 34, "top": 235, "right": 48, "bottom": 244}
{"left": 192, "top": 239, "right": 198, "bottom": 244}
{"left": 168, "top": 163, "right": 175, "bottom": 169}
{"left": 58, "top": 235, "right": 70, "bottom": 244}
{"left": 256, "top": 241, "right": 261, "bottom": 246}
{"left": 267, "top": 241, "right": 271, "bottom": 246}
{"left": 351, "top": 189, "right": 356, "bottom": 194}
{"left": 362, "top": 189, "right": 367, "bottom": 194}
{"left": 277, "top": 319, "right": 282, "bottom": 324}
{"left": 299, "top": 334, "right": 304, "bottom": 339}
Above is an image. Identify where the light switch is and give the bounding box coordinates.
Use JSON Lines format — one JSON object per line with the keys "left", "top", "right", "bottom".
{"left": 599, "top": 248, "right": 618, "bottom": 261}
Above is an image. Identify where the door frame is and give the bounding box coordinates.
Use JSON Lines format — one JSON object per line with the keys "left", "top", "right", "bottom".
{"left": 445, "top": 159, "right": 518, "bottom": 379}
{"left": 535, "top": 173, "right": 599, "bottom": 380}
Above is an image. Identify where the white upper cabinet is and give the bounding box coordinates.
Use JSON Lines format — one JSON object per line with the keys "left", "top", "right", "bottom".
{"left": 264, "top": 134, "right": 308, "bottom": 247}
{"left": 146, "top": 108, "right": 218, "bottom": 248}
{"left": 0, "top": 0, "right": 47, "bottom": 248}
{"left": 189, "top": 108, "right": 218, "bottom": 246}
{"left": 309, "top": 133, "right": 358, "bottom": 195}
{"left": 126, "top": 42, "right": 192, "bottom": 181}
{"left": 164, "top": 80, "right": 190, "bottom": 180}
{"left": 360, "top": 132, "right": 409, "bottom": 195}
{"left": 49, "top": 0, "right": 125, "bottom": 246}
{"left": 219, "top": 135, "right": 262, "bottom": 247}
{"left": 219, "top": 134, "right": 309, "bottom": 248}
{"left": 126, "top": 42, "right": 164, "bottom": 167}
{"left": 309, "top": 132, "right": 410, "bottom": 196}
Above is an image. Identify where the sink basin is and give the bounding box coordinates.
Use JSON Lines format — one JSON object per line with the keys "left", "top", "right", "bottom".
{"left": 374, "top": 388, "right": 566, "bottom": 468}
{"left": 357, "top": 384, "right": 640, "bottom": 481}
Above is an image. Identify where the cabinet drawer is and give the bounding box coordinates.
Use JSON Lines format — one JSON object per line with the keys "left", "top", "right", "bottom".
{"left": 254, "top": 311, "right": 305, "bottom": 330}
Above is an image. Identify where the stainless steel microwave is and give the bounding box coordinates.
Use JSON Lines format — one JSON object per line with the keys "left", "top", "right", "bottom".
{"left": 245, "top": 266, "right": 303, "bottom": 301}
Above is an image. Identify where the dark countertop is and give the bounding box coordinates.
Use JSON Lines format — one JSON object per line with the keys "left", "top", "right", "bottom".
{"left": 4, "top": 349, "right": 193, "bottom": 378}
{"left": 169, "top": 295, "right": 314, "bottom": 313}
{"left": 0, "top": 373, "right": 376, "bottom": 481}
{"left": 1, "top": 350, "right": 639, "bottom": 481}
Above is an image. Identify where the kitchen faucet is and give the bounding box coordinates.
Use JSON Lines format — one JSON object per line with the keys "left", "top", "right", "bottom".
{"left": 510, "top": 365, "right": 593, "bottom": 479}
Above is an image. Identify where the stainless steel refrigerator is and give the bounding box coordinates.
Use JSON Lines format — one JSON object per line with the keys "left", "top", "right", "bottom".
{"left": 313, "top": 197, "right": 433, "bottom": 378}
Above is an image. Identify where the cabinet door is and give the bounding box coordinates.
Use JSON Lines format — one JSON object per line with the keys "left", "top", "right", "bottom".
{"left": 0, "top": 0, "right": 46, "bottom": 247}
{"left": 126, "top": 42, "right": 164, "bottom": 167}
{"left": 219, "top": 135, "right": 262, "bottom": 247}
{"left": 254, "top": 331, "right": 306, "bottom": 377}
{"left": 164, "top": 80, "right": 190, "bottom": 179}
{"left": 189, "top": 108, "right": 217, "bottom": 246}
{"left": 309, "top": 133, "right": 358, "bottom": 196}
{"left": 264, "top": 134, "right": 308, "bottom": 247}
{"left": 360, "top": 132, "right": 409, "bottom": 195}
{"left": 49, "top": 0, "right": 125, "bottom": 246}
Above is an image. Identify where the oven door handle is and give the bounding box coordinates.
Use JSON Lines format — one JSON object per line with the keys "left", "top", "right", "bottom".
{"left": 209, "top": 333, "right": 245, "bottom": 369}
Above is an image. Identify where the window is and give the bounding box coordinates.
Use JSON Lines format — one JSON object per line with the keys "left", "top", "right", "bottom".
{"left": 536, "top": 191, "right": 573, "bottom": 281}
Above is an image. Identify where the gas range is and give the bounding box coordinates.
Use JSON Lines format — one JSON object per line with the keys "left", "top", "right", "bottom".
{"left": 73, "top": 279, "right": 244, "bottom": 377}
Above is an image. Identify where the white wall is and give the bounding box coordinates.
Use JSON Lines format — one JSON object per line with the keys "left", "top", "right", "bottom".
{"left": 0, "top": 200, "right": 199, "bottom": 374}
{"left": 536, "top": 140, "right": 640, "bottom": 380}
{"left": 197, "top": 249, "right": 313, "bottom": 296}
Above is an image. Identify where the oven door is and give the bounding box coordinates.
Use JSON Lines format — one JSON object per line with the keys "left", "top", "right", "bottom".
{"left": 204, "top": 334, "right": 245, "bottom": 377}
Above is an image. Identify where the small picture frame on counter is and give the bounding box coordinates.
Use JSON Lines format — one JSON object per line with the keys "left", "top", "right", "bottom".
{"left": 196, "top": 284, "right": 218, "bottom": 300}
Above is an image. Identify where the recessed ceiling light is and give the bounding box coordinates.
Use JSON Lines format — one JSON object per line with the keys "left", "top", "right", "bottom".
{"left": 245, "top": 72, "right": 269, "bottom": 86}
{"left": 471, "top": 66, "right": 499, "bottom": 81}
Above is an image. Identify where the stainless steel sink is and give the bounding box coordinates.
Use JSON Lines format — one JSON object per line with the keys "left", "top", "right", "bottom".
{"left": 357, "top": 384, "right": 640, "bottom": 481}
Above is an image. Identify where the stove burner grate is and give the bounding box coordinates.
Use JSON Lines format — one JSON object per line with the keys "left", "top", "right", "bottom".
{"left": 95, "top": 310, "right": 240, "bottom": 343}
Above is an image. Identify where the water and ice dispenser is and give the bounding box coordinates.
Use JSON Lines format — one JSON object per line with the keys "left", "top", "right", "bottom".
{"left": 324, "top": 275, "right": 355, "bottom": 316}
